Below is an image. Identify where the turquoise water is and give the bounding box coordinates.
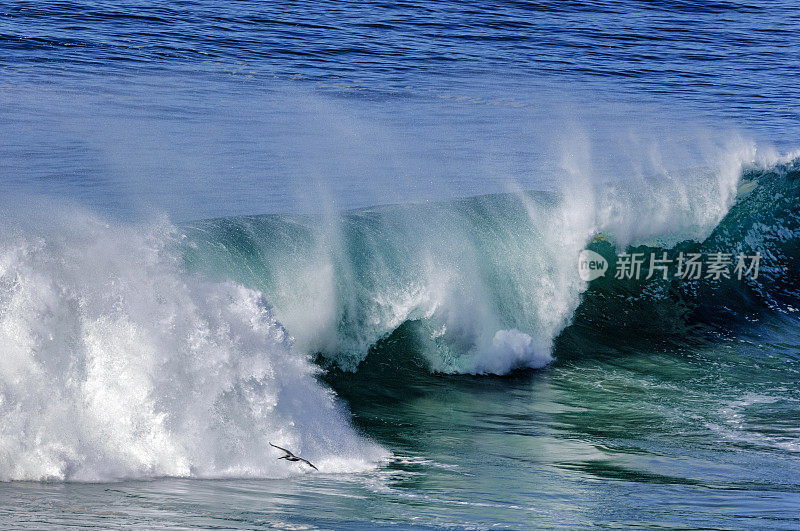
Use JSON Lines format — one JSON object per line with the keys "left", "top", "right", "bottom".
{"left": 3, "top": 328, "right": 799, "bottom": 528}
{"left": 2, "top": 1, "right": 800, "bottom": 529}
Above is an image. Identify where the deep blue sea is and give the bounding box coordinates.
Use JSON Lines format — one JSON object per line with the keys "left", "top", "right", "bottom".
{"left": 1, "top": 1, "right": 800, "bottom": 529}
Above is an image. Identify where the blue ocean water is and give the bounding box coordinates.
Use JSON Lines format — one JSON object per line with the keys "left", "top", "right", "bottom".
{"left": 1, "top": 1, "right": 800, "bottom": 529}
{"left": 2, "top": 0, "right": 799, "bottom": 219}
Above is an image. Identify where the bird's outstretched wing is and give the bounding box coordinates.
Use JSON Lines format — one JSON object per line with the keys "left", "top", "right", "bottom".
{"left": 269, "top": 442, "right": 294, "bottom": 457}
{"left": 299, "top": 458, "right": 318, "bottom": 471}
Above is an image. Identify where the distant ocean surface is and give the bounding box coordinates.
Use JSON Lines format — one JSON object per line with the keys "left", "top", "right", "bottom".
{"left": 1, "top": 1, "right": 800, "bottom": 529}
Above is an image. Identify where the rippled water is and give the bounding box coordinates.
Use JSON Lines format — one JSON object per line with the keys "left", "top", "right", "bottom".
{"left": 2, "top": 1, "right": 800, "bottom": 529}
{"left": 3, "top": 0, "right": 800, "bottom": 218}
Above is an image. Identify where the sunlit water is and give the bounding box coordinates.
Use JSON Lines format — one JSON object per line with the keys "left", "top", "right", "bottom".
{"left": 2, "top": 1, "right": 800, "bottom": 529}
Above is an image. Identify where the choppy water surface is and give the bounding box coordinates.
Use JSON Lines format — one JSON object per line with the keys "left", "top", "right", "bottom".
{"left": 2, "top": 1, "right": 800, "bottom": 529}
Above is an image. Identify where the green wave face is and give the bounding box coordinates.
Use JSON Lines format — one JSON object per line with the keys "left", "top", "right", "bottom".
{"left": 181, "top": 192, "right": 581, "bottom": 374}
{"left": 573, "top": 157, "right": 800, "bottom": 346}
{"left": 179, "top": 155, "right": 800, "bottom": 375}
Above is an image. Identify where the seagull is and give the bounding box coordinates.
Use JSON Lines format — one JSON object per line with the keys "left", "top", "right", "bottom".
{"left": 269, "top": 442, "right": 318, "bottom": 471}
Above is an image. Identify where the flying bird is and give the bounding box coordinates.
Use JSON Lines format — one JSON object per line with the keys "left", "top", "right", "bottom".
{"left": 269, "top": 442, "right": 318, "bottom": 471}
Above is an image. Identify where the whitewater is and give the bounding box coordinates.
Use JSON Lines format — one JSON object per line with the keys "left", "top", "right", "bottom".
{"left": 0, "top": 209, "right": 386, "bottom": 482}
{"left": 3, "top": 0, "right": 800, "bottom": 527}
{"left": 1, "top": 134, "right": 785, "bottom": 483}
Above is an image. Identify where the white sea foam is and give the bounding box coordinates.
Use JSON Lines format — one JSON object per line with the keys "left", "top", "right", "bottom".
{"left": 0, "top": 209, "right": 386, "bottom": 482}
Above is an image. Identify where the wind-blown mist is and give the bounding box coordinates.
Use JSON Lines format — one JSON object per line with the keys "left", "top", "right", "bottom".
{"left": 0, "top": 83, "right": 776, "bottom": 483}
{"left": 182, "top": 133, "right": 763, "bottom": 375}
{"left": 3, "top": 1, "right": 800, "bottom": 526}
{"left": 0, "top": 84, "right": 767, "bottom": 221}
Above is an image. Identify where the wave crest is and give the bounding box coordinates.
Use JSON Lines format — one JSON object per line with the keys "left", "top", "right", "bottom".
{"left": 182, "top": 140, "right": 766, "bottom": 374}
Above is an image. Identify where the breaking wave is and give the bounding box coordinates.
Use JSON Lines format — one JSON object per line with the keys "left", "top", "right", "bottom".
{"left": 181, "top": 138, "right": 785, "bottom": 374}
{"left": 0, "top": 211, "right": 386, "bottom": 482}
{"left": 3, "top": 138, "right": 799, "bottom": 482}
